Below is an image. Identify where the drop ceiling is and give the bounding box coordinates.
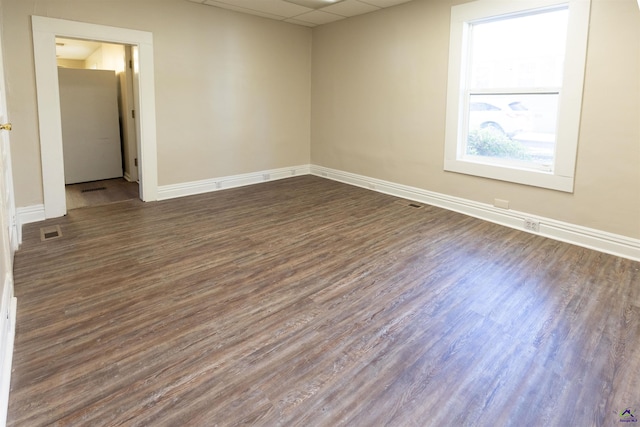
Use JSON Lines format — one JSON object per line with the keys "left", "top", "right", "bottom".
{"left": 187, "top": 0, "right": 414, "bottom": 27}
{"left": 55, "top": 0, "right": 416, "bottom": 61}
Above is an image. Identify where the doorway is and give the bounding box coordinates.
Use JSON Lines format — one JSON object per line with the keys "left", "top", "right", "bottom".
{"left": 65, "top": 179, "right": 140, "bottom": 210}
{"left": 31, "top": 16, "right": 158, "bottom": 219}
{"left": 56, "top": 38, "right": 140, "bottom": 210}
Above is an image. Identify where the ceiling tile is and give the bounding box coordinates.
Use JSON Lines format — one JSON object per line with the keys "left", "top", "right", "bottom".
{"left": 285, "top": 0, "right": 346, "bottom": 8}
{"left": 283, "top": 18, "right": 319, "bottom": 27}
{"left": 322, "top": 0, "right": 380, "bottom": 17}
{"left": 191, "top": 0, "right": 416, "bottom": 27}
{"left": 359, "top": 0, "right": 413, "bottom": 7}
{"left": 204, "top": 0, "right": 289, "bottom": 19}
{"left": 293, "top": 10, "right": 346, "bottom": 25}
{"left": 207, "top": 0, "right": 312, "bottom": 18}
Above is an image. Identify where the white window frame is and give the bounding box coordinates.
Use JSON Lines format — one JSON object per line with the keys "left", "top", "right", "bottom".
{"left": 443, "top": 0, "right": 591, "bottom": 192}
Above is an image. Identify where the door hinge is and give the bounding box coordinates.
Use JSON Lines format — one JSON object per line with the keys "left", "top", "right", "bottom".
{"left": 132, "top": 110, "right": 135, "bottom": 119}
{"left": 134, "top": 158, "right": 138, "bottom": 167}
{"left": 129, "top": 60, "right": 133, "bottom": 69}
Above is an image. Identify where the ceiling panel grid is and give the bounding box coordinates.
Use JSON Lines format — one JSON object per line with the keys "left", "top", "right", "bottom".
{"left": 187, "top": 0, "right": 414, "bottom": 27}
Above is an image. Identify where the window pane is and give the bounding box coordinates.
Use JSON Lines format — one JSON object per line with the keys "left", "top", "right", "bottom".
{"left": 464, "top": 94, "right": 559, "bottom": 171}
{"left": 469, "top": 8, "right": 569, "bottom": 89}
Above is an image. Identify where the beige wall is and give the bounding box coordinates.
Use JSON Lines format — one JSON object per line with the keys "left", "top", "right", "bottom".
{"left": 56, "top": 58, "right": 84, "bottom": 69}
{"left": 2, "top": 0, "right": 638, "bottom": 239}
{"left": 84, "top": 43, "right": 125, "bottom": 72}
{"left": 3, "top": 0, "right": 312, "bottom": 207}
{"left": 311, "top": 0, "right": 640, "bottom": 239}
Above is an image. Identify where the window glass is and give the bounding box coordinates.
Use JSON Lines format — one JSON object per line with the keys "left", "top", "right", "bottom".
{"left": 444, "top": 0, "right": 591, "bottom": 192}
{"left": 465, "top": 93, "right": 559, "bottom": 172}
{"left": 461, "top": 7, "right": 568, "bottom": 172}
{"left": 469, "top": 9, "right": 569, "bottom": 89}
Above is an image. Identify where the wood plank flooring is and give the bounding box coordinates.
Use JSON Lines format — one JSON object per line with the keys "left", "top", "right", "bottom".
{"left": 65, "top": 178, "right": 139, "bottom": 210}
{"left": 7, "top": 175, "right": 640, "bottom": 426}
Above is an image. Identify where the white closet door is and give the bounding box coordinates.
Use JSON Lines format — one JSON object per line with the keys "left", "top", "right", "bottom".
{"left": 59, "top": 68, "right": 123, "bottom": 184}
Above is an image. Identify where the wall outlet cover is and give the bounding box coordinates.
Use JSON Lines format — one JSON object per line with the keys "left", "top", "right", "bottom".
{"left": 494, "top": 198, "right": 510, "bottom": 209}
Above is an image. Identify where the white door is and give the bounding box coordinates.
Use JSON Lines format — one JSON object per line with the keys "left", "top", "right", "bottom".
{"left": 0, "top": 17, "right": 18, "bottom": 426}
{"left": 0, "top": 61, "right": 17, "bottom": 255}
{"left": 0, "top": 25, "right": 17, "bottom": 274}
{"left": 58, "top": 68, "right": 123, "bottom": 184}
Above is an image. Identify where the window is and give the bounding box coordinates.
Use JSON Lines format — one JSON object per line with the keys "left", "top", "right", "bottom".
{"left": 444, "top": 0, "right": 591, "bottom": 192}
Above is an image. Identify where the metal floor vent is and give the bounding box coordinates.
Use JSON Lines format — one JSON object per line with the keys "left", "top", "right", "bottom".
{"left": 81, "top": 186, "right": 107, "bottom": 193}
{"left": 40, "top": 225, "right": 62, "bottom": 241}
{"left": 394, "top": 200, "right": 424, "bottom": 209}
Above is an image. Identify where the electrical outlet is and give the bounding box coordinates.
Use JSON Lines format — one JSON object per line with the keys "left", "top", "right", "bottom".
{"left": 524, "top": 218, "right": 540, "bottom": 232}
{"left": 494, "top": 198, "right": 509, "bottom": 209}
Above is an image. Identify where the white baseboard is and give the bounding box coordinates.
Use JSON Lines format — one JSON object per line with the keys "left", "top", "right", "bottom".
{"left": 15, "top": 165, "right": 640, "bottom": 261}
{"left": 310, "top": 165, "right": 640, "bottom": 262}
{"left": 157, "top": 165, "right": 311, "bottom": 201}
{"left": 0, "top": 275, "right": 16, "bottom": 427}
{"left": 16, "top": 204, "right": 45, "bottom": 245}
{"left": 14, "top": 165, "right": 313, "bottom": 240}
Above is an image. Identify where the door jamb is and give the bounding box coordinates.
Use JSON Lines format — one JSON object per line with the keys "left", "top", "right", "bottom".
{"left": 31, "top": 16, "right": 158, "bottom": 218}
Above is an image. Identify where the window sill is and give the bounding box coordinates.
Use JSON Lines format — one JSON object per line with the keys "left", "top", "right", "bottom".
{"left": 444, "top": 158, "right": 574, "bottom": 192}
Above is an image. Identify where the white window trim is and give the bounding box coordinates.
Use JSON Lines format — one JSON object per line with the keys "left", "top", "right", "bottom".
{"left": 443, "top": 0, "right": 591, "bottom": 192}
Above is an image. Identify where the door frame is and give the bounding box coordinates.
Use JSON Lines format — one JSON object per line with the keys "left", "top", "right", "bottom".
{"left": 31, "top": 16, "right": 158, "bottom": 218}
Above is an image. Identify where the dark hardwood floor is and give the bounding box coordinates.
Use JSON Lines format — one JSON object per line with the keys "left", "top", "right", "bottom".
{"left": 8, "top": 175, "right": 640, "bottom": 426}
{"left": 65, "top": 178, "right": 139, "bottom": 210}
